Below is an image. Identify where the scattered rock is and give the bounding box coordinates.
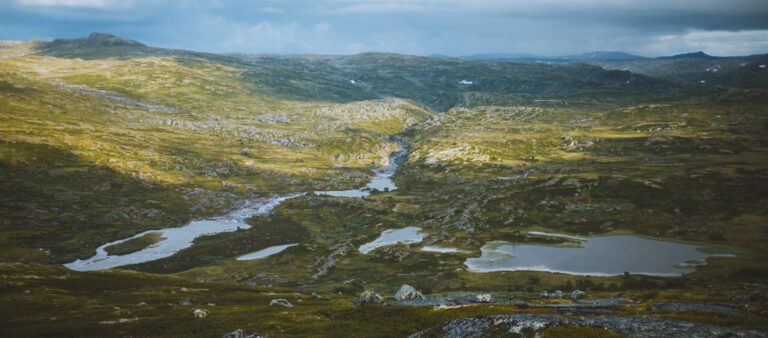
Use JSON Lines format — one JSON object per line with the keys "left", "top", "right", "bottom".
{"left": 414, "top": 314, "right": 766, "bottom": 338}
{"left": 571, "top": 290, "right": 586, "bottom": 300}
{"left": 653, "top": 303, "right": 742, "bottom": 315}
{"left": 540, "top": 290, "right": 563, "bottom": 299}
{"left": 395, "top": 284, "right": 425, "bottom": 301}
{"left": 355, "top": 289, "right": 384, "bottom": 308}
{"left": 269, "top": 298, "right": 293, "bottom": 308}
{"left": 222, "top": 329, "right": 263, "bottom": 338}
{"left": 476, "top": 294, "right": 492, "bottom": 303}
{"left": 192, "top": 309, "right": 209, "bottom": 319}
{"left": 99, "top": 318, "right": 139, "bottom": 325}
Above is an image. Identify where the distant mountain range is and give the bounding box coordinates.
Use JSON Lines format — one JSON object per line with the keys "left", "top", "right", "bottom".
{"left": 461, "top": 51, "right": 646, "bottom": 61}
{"left": 20, "top": 33, "right": 768, "bottom": 93}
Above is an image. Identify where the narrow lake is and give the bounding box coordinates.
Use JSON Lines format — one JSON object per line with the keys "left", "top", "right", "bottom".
{"left": 64, "top": 194, "right": 302, "bottom": 271}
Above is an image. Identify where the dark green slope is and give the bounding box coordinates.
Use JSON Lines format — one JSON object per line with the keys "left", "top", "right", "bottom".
{"left": 34, "top": 33, "right": 678, "bottom": 111}
{"left": 236, "top": 52, "right": 677, "bottom": 110}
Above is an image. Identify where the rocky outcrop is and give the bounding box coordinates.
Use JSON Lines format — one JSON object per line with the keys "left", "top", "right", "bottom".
{"left": 570, "top": 290, "right": 586, "bottom": 300}
{"left": 222, "top": 329, "right": 263, "bottom": 338}
{"left": 269, "top": 298, "right": 293, "bottom": 308}
{"left": 540, "top": 290, "right": 563, "bottom": 299}
{"left": 410, "top": 314, "right": 767, "bottom": 338}
{"left": 476, "top": 294, "right": 492, "bottom": 303}
{"left": 355, "top": 289, "right": 385, "bottom": 308}
{"left": 395, "top": 284, "right": 425, "bottom": 301}
{"left": 311, "top": 244, "right": 349, "bottom": 281}
{"left": 192, "top": 309, "right": 209, "bottom": 318}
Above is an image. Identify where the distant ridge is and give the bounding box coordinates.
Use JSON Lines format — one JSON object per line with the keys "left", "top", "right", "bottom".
{"left": 461, "top": 53, "right": 544, "bottom": 61}
{"left": 51, "top": 33, "right": 146, "bottom": 48}
{"left": 659, "top": 51, "right": 714, "bottom": 60}
{"left": 460, "top": 51, "right": 644, "bottom": 62}
{"left": 36, "top": 32, "right": 178, "bottom": 59}
{"left": 563, "top": 51, "right": 645, "bottom": 61}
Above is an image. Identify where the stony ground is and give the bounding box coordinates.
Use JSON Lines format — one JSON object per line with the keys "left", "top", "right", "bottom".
{"left": 1, "top": 36, "right": 767, "bottom": 337}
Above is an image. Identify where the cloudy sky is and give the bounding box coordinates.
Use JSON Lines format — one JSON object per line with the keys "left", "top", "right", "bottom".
{"left": 1, "top": 0, "right": 767, "bottom": 56}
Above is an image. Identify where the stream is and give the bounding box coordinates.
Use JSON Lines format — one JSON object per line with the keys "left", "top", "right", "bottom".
{"left": 64, "top": 141, "right": 408, "bottom": 271}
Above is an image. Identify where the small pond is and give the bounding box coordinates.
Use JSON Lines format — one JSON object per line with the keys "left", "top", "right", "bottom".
{"left": 421, "top": 245, "right": 464, "bottom": 253}
{"left": 359, "top": 226, "right": 424, "bottom": 254}
{"left": 237, "top": 243, "right": 299, "bottom": 261}
{"left": 65, "top": 142, "right": 408, "bottom": 271}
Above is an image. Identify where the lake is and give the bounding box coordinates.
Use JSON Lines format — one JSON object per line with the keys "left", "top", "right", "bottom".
{"left": 465, "top": 232, "right": 733, "bottom": 276}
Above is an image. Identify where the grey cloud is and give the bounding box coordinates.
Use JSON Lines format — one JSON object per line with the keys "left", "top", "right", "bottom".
{"left": 0, "top": 0, "right": 767, "bottom": 56}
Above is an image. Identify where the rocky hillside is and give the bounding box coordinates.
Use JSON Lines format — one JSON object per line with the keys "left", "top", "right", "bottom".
{"left": 1, "top": 33, "right": 767, "bottom": 337}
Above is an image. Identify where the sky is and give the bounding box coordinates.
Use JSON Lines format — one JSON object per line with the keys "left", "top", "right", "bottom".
{"left": 1, "top": 0, "right": 768, "bottom": 57}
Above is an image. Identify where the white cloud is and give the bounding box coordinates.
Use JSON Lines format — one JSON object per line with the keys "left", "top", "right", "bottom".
{"left": 314, "top": 22, "right": 330, "bottom": 34}
{"left": 328, "top": 0, "right": 768, "bottom": 15}
{"left": 207, "top": 18, "right": 313, "bottom": 53}
{"left": 258, "top": 6, "right": 284, "bottom": 14}
{"left": 16, "top": 0, "right": 131, "bottom": 9}
{"left": 639, "top": 30, "right": 768, "bottom": 56}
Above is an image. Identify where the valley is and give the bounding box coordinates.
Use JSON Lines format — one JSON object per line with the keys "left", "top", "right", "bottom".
{"left": 1, "top": 33, "right": 767, "bottom": 337}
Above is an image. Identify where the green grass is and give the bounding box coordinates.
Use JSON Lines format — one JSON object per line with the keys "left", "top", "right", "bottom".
{"left": 104, "top": 232, "right": 166, "bottom": 256}
{"left": 1, "top": 38, "right": 767, "bottom": 336}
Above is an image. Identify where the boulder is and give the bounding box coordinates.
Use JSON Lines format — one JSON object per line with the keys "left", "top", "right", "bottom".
{"left": 269, "top": 298, "right": 293, "bottom": 308}
{"left": 571, "top": 290, "right": 586, "bottom": 300}
{"left": 192, "top": 309, "right": 209, "bottom": 319}
{"left": 395, "top": 284, "right": 425, "bottom": 301}
{"left": 222, "top": 329, "right": 262, "bottom": 338}
{"left": 355, "top": 289, "right": 384, "bottom": 308}
{"left": 179, "top": 298, "right": 194, "bottom": 306}
{"left": 540, "top": 290, "right": 564, "bottom": 299}
{"left": 476, "top": 294, "right": 492, "bottom": 303}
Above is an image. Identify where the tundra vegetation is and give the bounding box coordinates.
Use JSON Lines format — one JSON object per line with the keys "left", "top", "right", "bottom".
{"left": 1, "top": 34, "right": 767, "bottom": 337}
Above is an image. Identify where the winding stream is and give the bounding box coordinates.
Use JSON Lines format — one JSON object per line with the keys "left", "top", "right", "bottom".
{"left": 64, "top": 141, "right": 408, "bottom": 272}
{"left": 64, "top": 140, "right": 732, "bottom": 277}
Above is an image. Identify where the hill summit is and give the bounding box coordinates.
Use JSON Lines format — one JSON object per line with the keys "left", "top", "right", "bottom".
{"left": 37, "top": 32, "right": 164, "bottom": 59}
{"left": 51, "top": 32, "right": 145, "bottom": 48}
{"left": 661, "top": 51, "right": 714, "bottom": 59}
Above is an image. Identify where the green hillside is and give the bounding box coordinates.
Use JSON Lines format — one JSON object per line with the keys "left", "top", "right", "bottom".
{"left": 1, "top": 34, "right": 767, "bottom": 337}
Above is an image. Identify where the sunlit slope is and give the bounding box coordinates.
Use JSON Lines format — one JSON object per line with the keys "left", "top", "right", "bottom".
{"left": 397, "top": 91, "right": 768, "bottom": 252}
{"left": 30, "top": 34, "right": 680, "bottom": 111}
{"left": 0, "top": 43, "right": 431, "bottom": 263}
